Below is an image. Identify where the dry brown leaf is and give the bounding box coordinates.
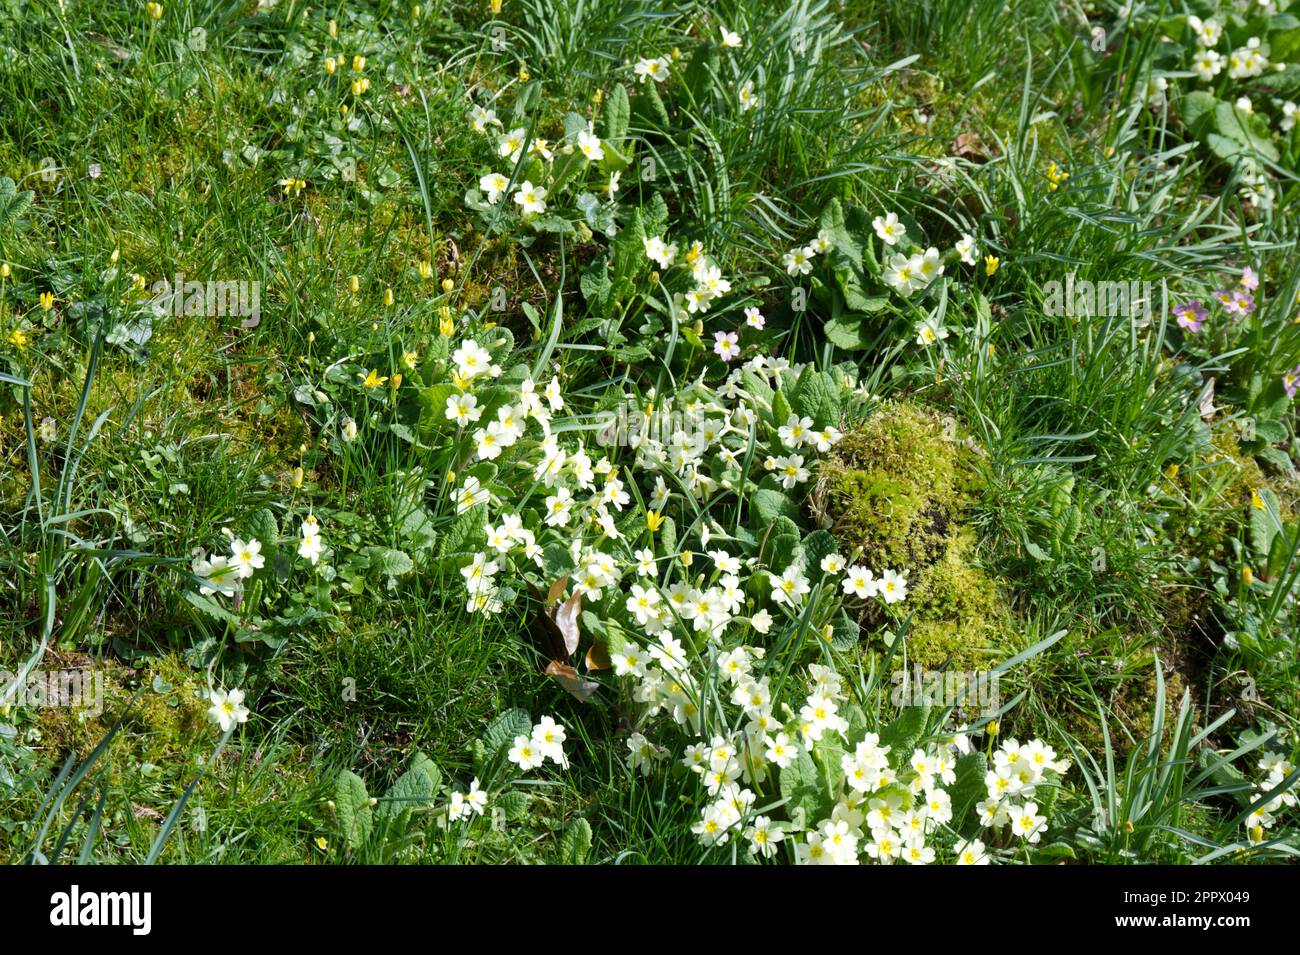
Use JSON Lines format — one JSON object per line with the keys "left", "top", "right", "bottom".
{"left": 553, "top": 591, "right": 583, "bottom": 656}
{"left": 545, "top": 660, "right": 599, "bottom": 701}
{"left": 585, "top": 641, "right": 611, "bottom": 672}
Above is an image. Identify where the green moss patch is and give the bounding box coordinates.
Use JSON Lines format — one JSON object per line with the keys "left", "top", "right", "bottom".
{"left": 821, "top": 402, "right": 1012, "bottom": 668}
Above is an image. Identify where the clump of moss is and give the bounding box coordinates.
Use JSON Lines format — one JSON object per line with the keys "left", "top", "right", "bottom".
{"left": 34, "top": 654, "right": 210, "bottom": 784}
{"left": 821, "top": 402, "right": 1011, "bottom": 668}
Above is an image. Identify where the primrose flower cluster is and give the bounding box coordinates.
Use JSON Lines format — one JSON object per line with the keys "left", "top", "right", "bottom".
{"left": 466, "top": 89, "right": 623, "bottom": 228}
{"left": 440, "top": 715, "right": 568, "bottom": 826}
{"left": 1138, "top": 8, "right": 1298, "bottom": 210}
{"left": 1243, "top": 749, "right": 1297, "bottom": 844}
{"left": 625, "top": 649, "right": 1069, "bottom": 864}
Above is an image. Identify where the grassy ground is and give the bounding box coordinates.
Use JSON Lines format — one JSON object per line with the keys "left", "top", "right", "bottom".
{"left": 2, "top": 0, "right": 1299, "bottom": 864}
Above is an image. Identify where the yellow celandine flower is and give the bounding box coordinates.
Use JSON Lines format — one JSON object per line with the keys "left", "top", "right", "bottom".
{"left": 0, "top": 262, "right": 10, "bottom": 277}
{"left": 352, "top": 55, "right": 366, "bottom": 72}
{"left": 402, "top": 350, "right": 419, "bottom": 370}
{"left": 984, "top": 255, "right": 1000, "bottom": 276}
{"left": 316, "top": 836, "right": 328, "bottom": 850}
{"left": 645, "top": 510, "right": 666, "bottom": 533}
{"left": 390, "top": 373, "right": 403, "bottom": 390}
{"left": 358, "top": 368, "right": 388, "bottom": 388}
{"left": 679, "top": 550, "right": 693, "bottom": 567}
{"left": 146, "top": 2, "right": 163, "bottom": 20}
{"left": 821, "top": 623, "right": 835, "bottom": 642}
{"left": 418, "top": 259, "right": 433, "bottom": 279}
{"left": 384, "top": 288, "right": 394, "bottom": 306}
{"left": 440, "top": 278, "right": 454, "bottom": 293}
{"left": 1242, "top": 566, "right": 1254, "bottom": 586}
{"left": 489, "top": 0, "right": 503, "bottom": 14}
{"left": 352, "top": 77, "right": 370, "bottom": 96}
{"left": 328, "top": 19, "right": 337, "bottom": 37}
{"left": 349, "top": 275, "right": 360, "bottom": 293}
{"left": 1123, "top": 820, "right": 1134, "bottom": 834}
{"left": 39, "top": 291, "right": 54, "bottom": 311}
{"left": 7, "top": 328, "right": 28, "bottom": 349}
{"left": 483, "top": 321, "right": 497, "bottom": 330}
{"left": 451, "top": 371, "right": 470, "bottom": 389}
{"left": 325, "top": 58, "right": 336, "bottom": 75}
{"left": 340, "top": 103, "right": 349, "bottom": 116}
{"left": 1251, "top": 489, "right": 1265, "bottom": 509}
{"left": 518, "top": 63, "right": 529, "bottom": 82}
{"left": 280, "top": 178, "right": 306, "bottom": 196}
{"left": 1045, "top": 162, "right": 1069, "bottom": 191}
{"left": 985, "top": 719, "right": 1000, "bottom": 737}
{"left": 1165, "top": 463, "right": 1179, "bottom": 481}
{"left": 411, "top": 5, "right": 422, "bottom": 20}
{"left": 440, "top": 314, "right": 456, "bottom": 337}
{"left": 291, "top": 466, "right": 304, "bottom": 488}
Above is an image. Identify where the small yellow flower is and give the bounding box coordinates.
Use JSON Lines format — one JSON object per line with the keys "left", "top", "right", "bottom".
{"left": 440, "top": 278, "right": 454, "bottom": 293}
{"left": 352, "top": 55, "right": 366, "bottom": 72}
{"left": 349, "top": 275, "right": 360, "bottom": 293}
{"left": 390, "top": 373, "right": 403, "bottom": 390}
{"left": 402, "top": 350, "right": 419, "bottom": 370}
{"left": 358, "top": 368, "right": 388, "bottom": 389}
{"left": 821, "top": 623, "right": 835, "bottom": 642}
{"left": 1045, "top": 162, "right": 1070, "bottom": 191}
{"left": 1251, "top": 489, "right": 1265, "bottom": 510}
{"left": 984, "top": 255, "right": 1000, "bottom": 276}
{"left": 0, "top": 262, "right": 10, "bottom": 278}
{"left": 411, "top": 5, "right": 422, "bottom": 20}
{"left": 383, "top": 287, "right": 394, "bottom": 307}
{"left": 340, "top": 103, "right": 349, "bottom": 116}
{"left": 518, "top": 63, "right": 529, "bottom": 82}
{"left": 39, "top": 291, "right": 54, "bottom": 311}
{"left": 1165, "top": 463, "right": 1179, "bottom": 481}
{"left": 679, "top": 550, "right": 693, "bottom": 567}
{"left": 418, "top": 259, "right": 433, "bottom": 280}
{"left": 325, "top": 58, "right": 336, "bottom": 76}
{"left": 439, "top": 313, "right": 456, "bottom": 337}
{"left": 645, "top": 510, "right": 666, "bottom": 533}
{"left": 593, "top": 89, "right": 604, "bottom": 105}
{"left": 489, "top": 0, "right": 503, "bottom": 15}
{"left": 7, "top": 328, "right": 28, "bottom": 349}
{"left": 146, "top": 2, "right": 163, "bottom": 20}
{"left": 291, "top": 466, "right": 305, "bottom": 488}
{"left": 1242, "top": 566, "right": 1254, "bottom": 586}
{"left": 1122, "top": 819, "right": 1134, "bottom": 834}
{"left": 985, "top": 719, "right": 1000, "bottom": 737}
{"left": 315, "top": 836, "right": 328, "bottom": 850}
{"left": 328, "top": 19, "right": 337, "bottom": 37}
{"left": 351, "top": 77, "right": 370, "bottom": 96}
